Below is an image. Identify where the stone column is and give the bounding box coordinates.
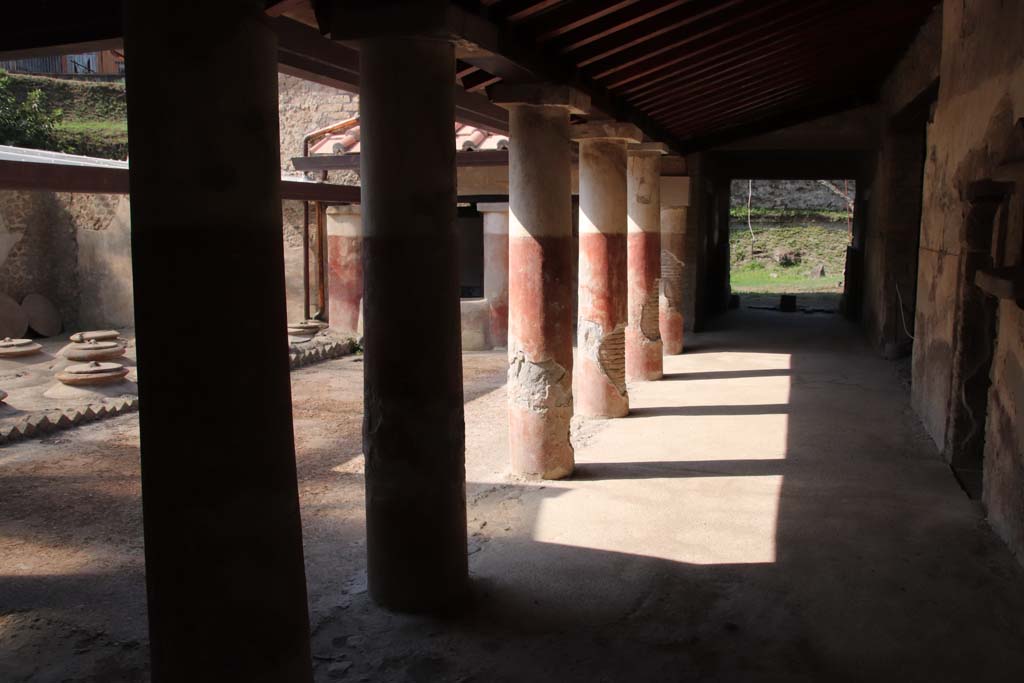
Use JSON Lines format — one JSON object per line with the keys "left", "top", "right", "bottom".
{"left": 479, "top": 202, "right": 509, "bottom": 348}
{"left": 626, "top": 143, "right": 667, "bottom": 381}
{"left": 123, "top": 2, "right": 312, "bottom": 679}
{"left": 360, "top": 36, "right": 467, "bottom": 611}
{"left": 660, "top": 173, "right": 691, "bottom": 354}
{"left": 326, "top": 204, "right": 363, "bottom": 335}
{"left": 573, "top": 122, "right": 642, "bottom": 418}
{"left": 489, "top": 85, "right": 588, "bottom": 479}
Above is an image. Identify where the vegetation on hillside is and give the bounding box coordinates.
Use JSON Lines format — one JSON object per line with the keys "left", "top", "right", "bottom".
{"left": 0, "top": 72, "right": 65, "bottom": 150}
{"left": 730, "top": 223, "right": 848, "bottom": 294}
{"left": 0, "top": 70, "right": 127, "bottom": 159}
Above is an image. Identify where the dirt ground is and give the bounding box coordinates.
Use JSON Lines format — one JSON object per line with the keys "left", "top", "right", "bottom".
{"left": 0, "top": 350, "right": 514, "bottom": 681}
{"left": 4, "top": 312, "right": 1024, "bottom": 682}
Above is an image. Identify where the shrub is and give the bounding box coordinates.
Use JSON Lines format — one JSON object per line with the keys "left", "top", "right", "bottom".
{"left": 0, "top": 70, "right": 66, "bottom": 151}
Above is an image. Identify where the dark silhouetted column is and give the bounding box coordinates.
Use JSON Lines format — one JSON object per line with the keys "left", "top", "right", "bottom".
{"left": 124, "top": 2, "right": 312, "bottom": 679}
{"left": 359, "top": 36, "right": 467, "bottom": 611}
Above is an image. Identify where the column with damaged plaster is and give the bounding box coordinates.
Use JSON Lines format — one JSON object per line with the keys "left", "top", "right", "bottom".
{"left": 326, "top": 204, "right": 363, "bottom": 335}
{"left": 479, "top": 202, "right": 510, "bottom": 348}
{"left": 660, "top": 170, "right": 691, "bottom": 354}
{"left": 359, "top": 36, "right": 467, "bottom": 611}
{"left": 626, "top": 143, "right": 668, "bottom": 381}
{"left": 488, "top": 84, "right": 589, "bottom": 479}
{"left": 573, "top": 122, "right": 642, "bottom": 418}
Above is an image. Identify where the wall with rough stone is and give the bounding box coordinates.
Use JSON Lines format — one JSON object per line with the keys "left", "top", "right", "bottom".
{"left": 0, "top": 190, "right": 133, "bottom": 332}
{"left": 861, "top": 6, "right": 940, "bottom": 359}
{"left": 911, "top": 0, "right": 1024, "bottom": 561}
{"left": 729, "top": 179, "right": 855, "bottom": 212}
{"left": 0, "top": 74, "right": 360, "bottom": 329}
{"left": 277, "top": 73, "right": 360, "bottom": 322}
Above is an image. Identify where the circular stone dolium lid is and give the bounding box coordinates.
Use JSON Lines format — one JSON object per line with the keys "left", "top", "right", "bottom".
{"left": 69, "top": 330, "right": 120, "bottom": 343}
{"left": 64, "top": 361, "right": 126, "bottom": 375}
{"left": 0, "top": 337, "right": 35, "bottom": 348}
{"left": 69, "top": 340, "right": 122, "bottom": 350}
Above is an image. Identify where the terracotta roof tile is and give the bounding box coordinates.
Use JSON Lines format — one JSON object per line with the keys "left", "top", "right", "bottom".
{"left": 307, "top": 117, "right": 507, "bottom": 156}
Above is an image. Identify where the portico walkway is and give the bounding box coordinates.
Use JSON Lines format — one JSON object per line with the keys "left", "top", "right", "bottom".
{"left": 456, "top": 308, "right": 1024, "bottom": 681}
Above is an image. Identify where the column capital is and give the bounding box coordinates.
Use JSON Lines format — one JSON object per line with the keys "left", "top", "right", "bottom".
{"left": 486, "top": 83, "right": 590, "bottom": 115}
{"left": 476, "top": 201, "right": 509, "bottom": 214}
{"left": 628, "top": 142, "right": 669, "bottom": 155}
{"left": 571, "top": 121, "right": 642, "bottom": 143}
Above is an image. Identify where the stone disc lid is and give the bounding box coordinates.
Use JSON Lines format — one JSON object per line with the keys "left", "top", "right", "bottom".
{"left": 69, "top": 330, "right": 120, "bottom": 343}
{"left": 0, "top": 337, "right": 35, "bottom": 348}
{"left": 69, "top": 340, "right": 122, "bottom": 350}
{"left": 288, "top": 321, "right": 323, "bottom": 335}
{"left": 64, "top": 361, "right": 126, "bottom": 375}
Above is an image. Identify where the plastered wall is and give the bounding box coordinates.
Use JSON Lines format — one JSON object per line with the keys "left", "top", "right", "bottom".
{"left": 912, "top": 0, "right": 1024, "bottom": 561}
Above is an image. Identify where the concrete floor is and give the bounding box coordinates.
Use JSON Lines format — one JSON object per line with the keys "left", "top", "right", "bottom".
{"left": 2, "top": 309, "right": 1024, "bottom": 681}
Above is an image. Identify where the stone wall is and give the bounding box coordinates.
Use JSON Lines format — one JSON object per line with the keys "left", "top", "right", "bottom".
{"left": 278, "top": 73, "right": 360, "bottom": 322}
{"left": 729, "top": 179, "right": 854, "bottom": 212}
{"left": 0, "top": 190, "right": 133, "bottom": 332}
{"left": 860, "top": 6, "right": 940, "bottom": 358}
{"left": 911, "top": 0, "right": 1024, "bottom": 561}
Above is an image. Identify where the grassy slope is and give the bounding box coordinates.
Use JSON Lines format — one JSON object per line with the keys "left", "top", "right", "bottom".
{"left": 730, "top": 222, "right": 849, "bottom": 294}
{"left": 4, "top": 72, "right": 127, "bottom": 159}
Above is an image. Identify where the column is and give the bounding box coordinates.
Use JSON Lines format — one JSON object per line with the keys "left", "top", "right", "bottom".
{"left": 123, "top": 3, "right": 312, "bottom": 680}
{"left": 626, "top": 143, "right": 667, "bottom": 381}
{"left": 660, "top": 172, "right": 691, "bottom": 354}
{"left": 326, "top": 204, "right": 363, "bottom": 335}
{"left": 489, "top": 85, "right": 588, "bottom": 479}
{"left": 360, "top": 36, "right": 467, "bottom": 611}
{"left": 478, "top": 202, "right": 509, "bottom": 348}
{"left": 573, "top": 122, "right": 642, "bottom": 418}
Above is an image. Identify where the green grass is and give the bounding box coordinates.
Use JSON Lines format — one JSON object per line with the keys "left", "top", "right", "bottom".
{"left": 54, "top": 118, "right": 128, "bottom": 159}
{"left": 56, "top": 119, "right": 127, "bottom": 136}
{"left": 730, "top": 224, "right": 848, "bottom": 295}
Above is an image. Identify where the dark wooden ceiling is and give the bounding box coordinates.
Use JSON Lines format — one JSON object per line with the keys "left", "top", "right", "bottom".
{"left": 1, "top": 0, "right": 939, "bottom": 152}
{"left": 453, "top": 0, "right": 939, "bottom": 150}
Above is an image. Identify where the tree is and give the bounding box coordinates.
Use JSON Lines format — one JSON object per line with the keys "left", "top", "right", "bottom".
{"left": 0, "top": 70, "right": 64, "bottom": 150}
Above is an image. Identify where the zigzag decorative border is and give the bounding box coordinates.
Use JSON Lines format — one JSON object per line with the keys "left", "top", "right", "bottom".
{"left": 288, "top": 338, "right": 358, "bottom": 370}
{"left": 0, "top": 396, "right": 140, "bottom": 446}
{"left": 0, "top": 337, "right": 358, "bottom": 447}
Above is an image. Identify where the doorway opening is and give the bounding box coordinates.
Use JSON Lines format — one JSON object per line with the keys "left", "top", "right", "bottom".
{"left": 729, "top": 179, "right": 854, "bottom": 313}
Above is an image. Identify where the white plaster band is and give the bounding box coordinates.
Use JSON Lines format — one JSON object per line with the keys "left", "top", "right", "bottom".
{"left": 628, "top": 153, "right": 661, "bottom": 234}
{"left": 661, "top": 176, "right": 691, "bottom": 209}
{"left": 326, "top": 209, "right": 363, "bottom": 237}
{"left": 660, "top": 207, "right": 687, "bottom": 234}
{"left": 483, "top": 210, "right": 510, "bottom": 235}
{"left": 578, "top": 139, "right": 627, "bottom": 235}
